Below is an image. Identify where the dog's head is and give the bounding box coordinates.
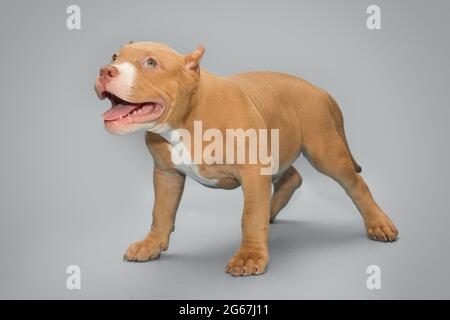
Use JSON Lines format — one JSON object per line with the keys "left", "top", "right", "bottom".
{"left": 95, "top": 42, "right": 205, "bottom": 134}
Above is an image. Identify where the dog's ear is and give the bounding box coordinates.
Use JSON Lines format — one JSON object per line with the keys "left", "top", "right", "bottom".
{"left": 184, "top": 45, "right": 205, "bottom": 72}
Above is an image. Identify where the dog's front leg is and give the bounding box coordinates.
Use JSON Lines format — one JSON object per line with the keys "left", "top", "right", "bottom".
{"left": 124, "top": 167, "right": 185, "bottom": 262}
{"left": 226, "top": 172, "right": 271, "bottom": 276}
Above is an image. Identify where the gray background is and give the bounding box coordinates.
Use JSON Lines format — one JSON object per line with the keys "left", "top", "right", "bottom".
{"left": 0, "top": 0, "right": 449, "bottom": 299}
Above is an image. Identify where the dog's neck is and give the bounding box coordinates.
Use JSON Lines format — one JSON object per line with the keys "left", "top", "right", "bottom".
{"left": 185, "top": 69, "right": 225, "bottom": 119}
{"left": 149, "top": 69, "right": 239, "bottom": 135}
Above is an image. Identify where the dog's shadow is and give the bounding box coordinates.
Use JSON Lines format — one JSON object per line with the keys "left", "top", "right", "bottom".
{"left": 269, "top": 218, "right": 364, "bottom": 256}
{"left": 162, "top": 218, "right": 365, "bottom": 267}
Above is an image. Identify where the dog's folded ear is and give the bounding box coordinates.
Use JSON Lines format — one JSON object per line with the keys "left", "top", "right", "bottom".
{"left": 185, "top": 45, "right": 205, "bottom": 72}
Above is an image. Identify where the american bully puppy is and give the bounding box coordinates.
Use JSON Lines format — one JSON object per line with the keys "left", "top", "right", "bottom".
{"left": 95, "top": 42, "right": 398, "bottom": 276}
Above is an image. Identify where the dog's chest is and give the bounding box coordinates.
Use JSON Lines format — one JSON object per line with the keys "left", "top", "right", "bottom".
{"left": 154, "top": 126, "right": 218, "bottom": 187}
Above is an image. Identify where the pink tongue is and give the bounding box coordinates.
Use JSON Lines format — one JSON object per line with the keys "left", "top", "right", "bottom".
{"left": 102, "top": 104, "right": 137, "bottom": 121}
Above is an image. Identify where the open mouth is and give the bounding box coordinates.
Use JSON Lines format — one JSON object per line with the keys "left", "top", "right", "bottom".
{"left": 102, "top": 92, "right": 165, "bottom": 124}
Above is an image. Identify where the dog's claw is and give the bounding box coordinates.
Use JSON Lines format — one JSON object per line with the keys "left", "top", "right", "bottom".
{"left": 123, "top": 239, "right": 163, "bottom": 262}
{"left": 226, "top": 249, "right": 268, "bottom": 277}
{"left": 366, "top": 213, "right": 399, "bottom": 242}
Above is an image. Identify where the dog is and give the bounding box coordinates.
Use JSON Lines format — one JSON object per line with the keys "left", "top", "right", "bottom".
{"left": 95, "top": 42, "right": 398, "bottom": 276}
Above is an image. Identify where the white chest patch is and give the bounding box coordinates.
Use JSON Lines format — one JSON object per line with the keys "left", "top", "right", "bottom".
{"left": 154, "top": 126, "right": 219, "bottom": 187}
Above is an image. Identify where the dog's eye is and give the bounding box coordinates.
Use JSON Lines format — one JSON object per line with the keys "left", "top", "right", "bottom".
{"left": 145, "top": 58, "right": 157, "bottom": 68}
{"left": 111, "top": 54, "right": 118, "bottom": 62}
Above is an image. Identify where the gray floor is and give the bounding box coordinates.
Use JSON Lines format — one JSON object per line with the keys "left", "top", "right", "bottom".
{"left": 1, "top": 0, "right": 450, "bottom": 299}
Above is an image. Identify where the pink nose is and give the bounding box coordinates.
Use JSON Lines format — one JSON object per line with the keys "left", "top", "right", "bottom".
{"left": 99, "top": 65, "right": 119, "bottom": 82}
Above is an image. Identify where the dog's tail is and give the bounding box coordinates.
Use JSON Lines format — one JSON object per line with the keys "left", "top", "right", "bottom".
{"left": 324, "top": 91, "right": 362, "bottom": 173}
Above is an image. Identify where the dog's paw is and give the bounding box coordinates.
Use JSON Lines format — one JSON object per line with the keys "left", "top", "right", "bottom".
{"left": 225, "top": 248, "right": 269, "bottom": 276}
{"left": 365, "top": 213, "right": 399, "bottom": 242}
{"left": 123, "top": 239, "right": 162, "bottom": 262}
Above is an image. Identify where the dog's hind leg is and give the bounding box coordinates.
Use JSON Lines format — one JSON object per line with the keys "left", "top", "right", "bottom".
{"left": 324, "top": 91, "right": 362, "bottom": 173}
{"left": 303, "top": 131, "right": 398, "bottom": 242}
{"left": 270, "top": 166, "right": 302, "bottom": 223}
